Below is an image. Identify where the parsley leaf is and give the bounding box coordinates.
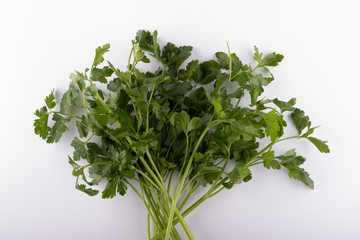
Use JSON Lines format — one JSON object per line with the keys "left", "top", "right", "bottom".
{"left": 102, "top": 177, "right": 127, "bottom": 199}
{"left": 291, "top": 108, "right": 310, "bottom": 135}
{"left": 307, "top": 137, "right": 330, "bottom": 153}
{"left": 34, "top": 106, "right": 50, "bottom": 139}
{"left": 263, "top": 110, "right": 281, "bottom": 142}
{"left": 273, "top": 98, "right": 296, "bottom": 113}
{"left": 71, "top": 137, "right": 89, "bottom": 161}
{"left": 45, "top": 90, "right": 56, "bottom": 109}
{"left": 76, "top": 115, "right": 92, "bottom": 138}
{"left": 47, "top": 114, "right": 70, "bottom": 143}
{"left": 92, "top": 43, "right": 110, "bottom": 68}
{"left": 60, "top": 85, "right": 80, "bottom": 114}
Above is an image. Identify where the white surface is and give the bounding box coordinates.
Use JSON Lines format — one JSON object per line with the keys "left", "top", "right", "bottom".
{"left": 1, "top": 0, "right": 359, "bottom": 239}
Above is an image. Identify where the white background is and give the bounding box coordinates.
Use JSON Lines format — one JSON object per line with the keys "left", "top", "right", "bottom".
{"left": 1, "top": 0, "right": 359, "bottom": 239}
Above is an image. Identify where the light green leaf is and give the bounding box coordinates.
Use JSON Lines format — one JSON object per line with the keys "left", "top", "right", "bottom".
{"left": 263, "top": 110, "right": 280, "bottom": 142}
{"left": 187, "top": 117, "right": 201, "bottom": 132}
{"left": 93, "top": 43, "right": 110, "bottom": 68}
{"left": 60, "top": 85, "right": 80, "bottom": 113}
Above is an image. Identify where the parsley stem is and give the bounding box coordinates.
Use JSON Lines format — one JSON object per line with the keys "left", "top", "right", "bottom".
{"left": 219, "top": 41, "right": 232, "bottom": 97}
{"left": 142, "top": 185, "right": 165, "bottom": 234}
{"left": 235, "top": 97, "right": 241, "bottom": 108}
{"left": 147, "top": 213, "right": 151, "bottom": 240}
{"left": 165, "top": 120, "right": 222, "bottom": 240}
{"left": 125, "top": 179, "right": 161, "bottom": 237}
{"left": 278, "top": 135, "right": 302, "bottom": 141}
{"left": 128, "top": 48, "right": 134, "bottom": 70}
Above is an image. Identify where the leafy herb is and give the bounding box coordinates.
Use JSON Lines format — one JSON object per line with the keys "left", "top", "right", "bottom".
{"left": 34, "top": 30, "right": 329, "bottom": 240}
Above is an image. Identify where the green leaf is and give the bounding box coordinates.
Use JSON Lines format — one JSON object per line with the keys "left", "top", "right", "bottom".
{"left": 291, "top": 108, "right": 310, "bottom": 135}
{"left": 132, "top": 140, "right": 148, "bottom": 156}
{"left": 150, "top": 101, "right": 163, "bottom": 120}
{"left": 171, "top": 110, "right": 190, "bottom": 133}
{"left": 263, "top": 110, "right": 280, "bottom": 142}
{"left": 307, "top": 137, "right": 330, "bottom": 153}
{"left": 134, "top": 42, "right": 150, "bottom": 63}
{"left": 212, "top": 98, "right": 222, "bottom": 114}
{"left": 68, "top": 156, "right": 81, "bottom": 170}
{"left": 254, "top": 46, "right": 264, "bottom": 66}
{"left": 152, "top": 30, "right": 161, "bottom": 59}
{"left": 233, "top": 66, "right": 251, "bottom": 86}
{"left": 107, "top": 78, "right": 122, "bottom": 92}
{"left": 229, "top": 119, "right": 264, "bottom": 141}
{"left": 249, "top": 74, "right": 268, "bottom": 105}
{"left": 84, "top": 84, "right": 98, "bottom": 97}
{"left": 276, "top": 149, "right": 306, "bottom": 165}
{"left": 161, "top": 42, "right": 193, "bottom": 78}
{"left": 273, "top": 98, "right": 296, "bottom": 112}
{"left": 76, "top": 183, "right": 99, "bottom": 196}
{"left": 262, "top": 52, "right": 284, "bottom": 67}
{"left": 213, "top": 73, "right": 228, "bottom": 94}
{"left": 47, "top": 114, "right": 70, "bottom": 143}
{"left": 187, "top": 117, "right": 201, "bottom": 132}
{"left": 60, "top": 85, "right": 80, "bottom": 114}
{"left": 162, "top": 82, "right": 192, "bottom": 102}
{"left": 298, "top": 168, "right": 314, "bottom": 189}
{"left": 126, "top": 86, "right": 148, "bottom": 105}
{"left": 90, "top": 66, "right": 113, "bottom": 83}
{"left": 301, "top": 125, "right": 317, "bottom": 138}
{"left": 69, "top": 71, "right": 86, "bottom": 91}
{"left": 215, "top": 52, "right": 229, "bottom": 69}
{"left": 34, "top": 107, "right": 50, "bottom": 139}
{"left": 136, "top": 30, "right": 156, "bottom": 53}
{"left": 88, "top": 164, "right": 112, "bottom": 184}
{"left": 222, "top": 125, "right": 241, "bottom": 144}
{"left": 276, "top": 149, "right": 313, "bottom": 188}
{"left": 192, "top": 60, "right": 220, "bottom": 84}
{"left": 231, "top": 53, "right": 243, "bottom": 74}
{"left": 227, "top": 88, "right": 244, "bottom": 100}
{"left": 102, "top": 178, "right": 119, "bottom": 199}
{"left": 282, "top": 162, "right": 314, "bottom": 189}
{"left": 254, "top": 46, "right": 284, "bottom": 67}
{"left": 71, "top": 137, "right": 88, "bottom": 161}
{"left": 76, "top": 115, "right": 91, "bottom": 138}
{"left": 178, "top": 60, "right": 199, "bottom": 81}
{"left": 263, "top": 151, "right": 274, "bottom": 165}
{"left": 93, "top": 43, "right": 110, "bottom": 68}
{"left": 228, "top": 164, "right": 251, "bottom": 184}
{"left": 45, "top": 90, "right": 56, "bottom": 109}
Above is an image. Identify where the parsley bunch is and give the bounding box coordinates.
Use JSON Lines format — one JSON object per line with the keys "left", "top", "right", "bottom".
{"left": 34, "top": 30, "right": 329, "bottom": 240}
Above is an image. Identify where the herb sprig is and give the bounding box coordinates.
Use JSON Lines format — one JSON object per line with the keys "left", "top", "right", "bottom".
{"left": 34, "top": 30, "right": 329, "bottom": 240}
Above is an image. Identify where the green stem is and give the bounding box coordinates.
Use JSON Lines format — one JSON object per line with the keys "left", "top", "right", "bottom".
{"left": 179, "top": 184, "right": 197, "bottom": 211}
{"left": 234, "top": 97, "right": 241, "bottom": 108}
{"left": 151, "top": 178, "right": 227, "bottom": 240}
{"left": 128, "top": 48, "right": 134, "bottom": 71}
{"left": 219, "top": 41, "right": 232, "bottom": 97}
{"left": 164, "top": 120, "right": 222, "bottom": 240}
{"left": 125, "top": 180, "right": 161, "bottom": 236}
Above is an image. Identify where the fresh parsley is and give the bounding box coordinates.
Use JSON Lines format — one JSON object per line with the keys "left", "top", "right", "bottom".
{"left": 34, "top": 30, "right": 329, "bottom": 240}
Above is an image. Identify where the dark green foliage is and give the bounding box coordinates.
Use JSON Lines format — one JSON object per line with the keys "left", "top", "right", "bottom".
{"left": 291, "top": 108, "right": 310, "bottom": 135}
